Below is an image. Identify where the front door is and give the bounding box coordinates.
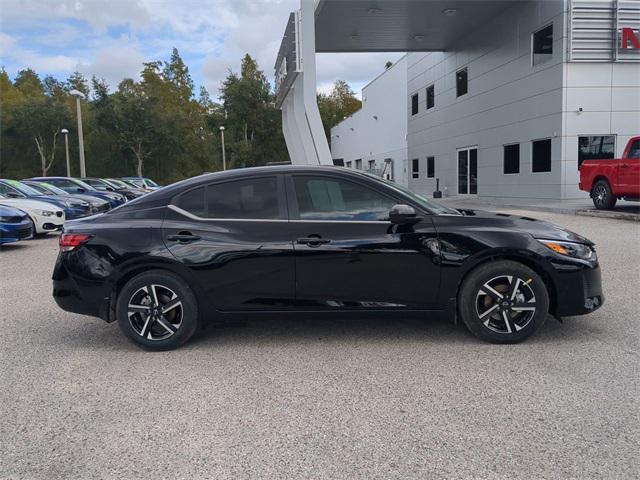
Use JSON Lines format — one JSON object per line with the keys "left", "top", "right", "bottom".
{"left": 458, "top": 147, "right": 478, "bottom": 195}
{"left": 619, "top": 139, "right": 640, "bottom": 197}
{"left": 162, "top": 175, "right": 296, "bottom": 311}
{"left": 286, "top": 173, "right": 441, "bottom": 310}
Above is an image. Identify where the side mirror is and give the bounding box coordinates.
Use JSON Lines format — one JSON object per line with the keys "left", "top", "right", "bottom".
{"left": 389, "top": 204, "right": 421, "bottom": 225}
{"left": 106, "top": 187, "right": 115, "bottom": 191}
{"left": 6, "top": 192, "right": 21, "bottom": 198}
{"left": 76, "top": 187, "right": 86, "bottom": 193}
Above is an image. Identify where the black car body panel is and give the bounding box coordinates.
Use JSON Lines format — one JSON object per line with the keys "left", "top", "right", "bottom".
{"left": 53, "top": 166, "right": 603, "bottom": 325}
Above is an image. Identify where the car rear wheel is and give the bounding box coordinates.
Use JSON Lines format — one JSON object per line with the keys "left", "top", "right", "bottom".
{"left": 458, "top": 260, "right": 549, "bottom": 344}
{"left": 116, "top": 270, "right": 199, "bottom": 350}
{"left": 591, "top": 180, "right": 616, "bottom": 210}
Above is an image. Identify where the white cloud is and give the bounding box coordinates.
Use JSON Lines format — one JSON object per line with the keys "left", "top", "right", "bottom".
{"left": 2, "top": 0, "right": 405, "bottom": 99}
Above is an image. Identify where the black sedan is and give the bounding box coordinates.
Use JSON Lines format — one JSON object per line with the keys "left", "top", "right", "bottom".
{"left": 53, "top": 166, "right": 603, "bottom": 350}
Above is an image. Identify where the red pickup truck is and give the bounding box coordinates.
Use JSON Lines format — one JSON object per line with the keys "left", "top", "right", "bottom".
{"left": 579, "top": 136, "right": 640, "bottom": 209}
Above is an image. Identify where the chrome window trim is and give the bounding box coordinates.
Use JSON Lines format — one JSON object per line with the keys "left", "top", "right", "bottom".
{"left": 168, "top": 204, "right": 289, "bottom": 222}
{"left": 168, "top": 204, "right": 392, "bottom": 224}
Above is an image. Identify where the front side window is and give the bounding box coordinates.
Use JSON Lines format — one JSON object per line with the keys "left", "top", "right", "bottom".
{"left": 533, "top": 24, "right": 553, "bottom": 65}
{"left": 411, "top": 93, "right": 419, "bottom": 115}
{"left": 532, "top": 139, "right": 552, "bottom": 173}
{"left": 503, "top": 144, "right": 520, "bottom": 174}
{"left": 426, "top": 85, "right": 435, "bottom": 109}
{"left": 412, "top": 158, "right": 419, "bottom": 179}
{"left": 176, "top": 186, "right": 206, "bottom": 217}
{"left": 628, "top": 140, "right": 640, "bottom": 159}
{"left": 456, "top": 68, "right": 468, "bottom": 97}
{"left": 293, "top": 176, "right": 396, "bottom": 222}
{"left": 578, "top": 136, "right": 615, "bottom": 167}
{"left": 427, "top": 157, "right": 435, "bottom": 178}
{"left": 206, "top": 177, "right": 280, "bottom": 219}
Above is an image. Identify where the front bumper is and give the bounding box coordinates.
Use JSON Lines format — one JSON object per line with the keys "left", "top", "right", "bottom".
{"left": 554, "top": 263, "right": 604, "bottom": 317}
{"left": 0, "top": 222, "right": 33, "bottom": 243}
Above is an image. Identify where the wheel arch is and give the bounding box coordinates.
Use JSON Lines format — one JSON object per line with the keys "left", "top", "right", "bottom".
{"left": 455, "top": 250, "right": 559, "bottom": 318}
{"left": 105, "top": 259, "right": 209, "bottom": 323}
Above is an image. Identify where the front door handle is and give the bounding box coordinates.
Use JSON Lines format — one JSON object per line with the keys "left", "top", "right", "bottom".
{"left": 167, "top": 232, "right": 201, "bottom": 243}
{"left": 297, "top": 237, "right": 331, "bottom": 247}
{"left": 620, "top": 163, "right": 630, "bottom": 168}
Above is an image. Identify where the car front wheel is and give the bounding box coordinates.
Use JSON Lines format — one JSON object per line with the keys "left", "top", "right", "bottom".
{"left": 116, "top": 270, "right": 199, "bottom": 350}
{"left": 458, "top": 260, "right": 549, "bottom": 344}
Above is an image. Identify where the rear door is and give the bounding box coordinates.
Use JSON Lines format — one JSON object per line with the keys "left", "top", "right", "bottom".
{"left": 162, "top": 175, "right": 296, "bottom": 311}
{"left": 620, "top": 139, "right": 640, "bottom": 196}
{"left": 286, "top": 173, "right": 441, "bottom": 311}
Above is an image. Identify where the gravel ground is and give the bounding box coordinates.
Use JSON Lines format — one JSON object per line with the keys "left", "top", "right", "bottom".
{"left": 1, "top": 210, "right": 639, "bottom": 480}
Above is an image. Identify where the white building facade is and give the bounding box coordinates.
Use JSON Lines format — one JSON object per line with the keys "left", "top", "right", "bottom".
{"left": 330, "top": 0, "right": 640, "bottom": 200}
{"left": 330, "top": 56, "right": 409, "bottom": 186}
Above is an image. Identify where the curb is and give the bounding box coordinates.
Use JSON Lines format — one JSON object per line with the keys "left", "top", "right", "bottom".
{"left": 575, "top": 209, "right": 640, "bottom": 222}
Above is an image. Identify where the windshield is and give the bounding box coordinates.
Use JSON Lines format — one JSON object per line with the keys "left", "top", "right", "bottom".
{"left": 364, "top": 174, "right": 460, "bottom": 215}
{"left": 2, "top": 179, "right": 42, "bottom": 196}
{"left": 107, "top": 179, "right": 128, "bottom": 188}
{"left": 71, "top": 179, "right": 97, "bottom": 191}
{"left": 33, "top": 182, "right": 67, "bottom": 195}
{"left": 143, "top": 178, "right": 159, "bottom": 187}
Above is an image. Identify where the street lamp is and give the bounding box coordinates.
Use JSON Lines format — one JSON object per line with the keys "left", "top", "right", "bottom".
{"left": 61, "top": 128, "right": 70, "bottom": 176}
{"left": 70, "top": 89, "right": 86, "bottom": 177}
{"left": 219, "top": 126, "right": 226, "bottom": 171}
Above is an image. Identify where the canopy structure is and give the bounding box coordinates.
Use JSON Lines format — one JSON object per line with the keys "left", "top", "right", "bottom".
{"left": 275, "top": 0, "right": 514, "bottom": 165}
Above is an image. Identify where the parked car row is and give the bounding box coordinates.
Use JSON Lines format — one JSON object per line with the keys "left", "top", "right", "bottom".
{"left": 0, "top": 176, "right": 160, "bottom": 245}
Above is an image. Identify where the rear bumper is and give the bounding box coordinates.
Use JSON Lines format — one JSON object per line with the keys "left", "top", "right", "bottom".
{"left": 52, "top": 254, "right": 111, "bottom": 320}
{"left": 554, "top": 264, "right": 604, "bottom": 317}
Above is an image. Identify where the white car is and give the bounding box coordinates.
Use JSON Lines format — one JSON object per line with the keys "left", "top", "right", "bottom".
{"left": 0, "top": 194, "right": 65, "bottom": 235}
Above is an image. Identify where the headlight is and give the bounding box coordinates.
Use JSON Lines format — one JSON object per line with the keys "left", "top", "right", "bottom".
{"left": 40, "top": 210, "right": 55, "bottom": 217}
{"left": 537, "top": 239, "right": 596, "bottom": 260}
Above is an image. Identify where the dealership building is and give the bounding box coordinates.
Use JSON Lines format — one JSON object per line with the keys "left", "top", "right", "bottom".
{"left": 277, "top": 0, "right": 640, "bottom": 200}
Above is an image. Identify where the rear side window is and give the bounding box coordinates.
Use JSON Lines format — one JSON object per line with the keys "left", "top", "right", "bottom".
{"left": 206, "top": 177, "right": 280, "bottom": 219}
{"left": 176, "top": 186, "right": 206, "bottom": 217}
{"left": 293, "top": 176, "right": 396, "bottom": 221}
{"left": 175, "top": 177, "right": 281, "bottom": 219}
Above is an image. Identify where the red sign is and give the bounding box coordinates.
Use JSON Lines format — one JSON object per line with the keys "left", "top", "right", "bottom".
{"left": 621, "top": 28, "right": 640, "bottom": 49}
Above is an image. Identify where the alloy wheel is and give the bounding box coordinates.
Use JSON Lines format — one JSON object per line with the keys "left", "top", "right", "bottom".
{"left": 127, "top": 284, "right": 183, "bottom": 340}
{"left": 475, "top": 275, "right": 537, "bottom": 334}
{"left": 593, "top": 184, "right": 607, "bottom": 208}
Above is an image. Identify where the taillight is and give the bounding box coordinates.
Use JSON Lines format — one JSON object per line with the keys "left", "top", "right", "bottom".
{"left": 59, "top": 233, "right": 92, "bottom": 252}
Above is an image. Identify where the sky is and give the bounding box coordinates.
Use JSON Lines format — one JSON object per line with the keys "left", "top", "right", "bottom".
{"left": 0, "top": 0, "right": 403, "bottom": 99}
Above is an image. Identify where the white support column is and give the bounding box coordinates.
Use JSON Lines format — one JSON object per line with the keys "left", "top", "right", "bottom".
{"left": 280, "top": 0, "right": 333, "bottom": 166}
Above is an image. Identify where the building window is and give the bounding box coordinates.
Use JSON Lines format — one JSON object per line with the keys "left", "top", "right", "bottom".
{"left": 346, "top": 161, "right": 352, "bottom": 169}
{"left": 427, "top": 156, "right": 435, "bottom": 178}
{"left": 456, "top": 68, "right": 468, "bottom": 97}
{"left": 533, "top": 24, "right": 553, "bottom": 66}
{"left": 411, "top": 93, "right": 419, "bottom": 115}
{"left": 426, "top": 85, "right": 434, "bottom": 110}
{"left": 532, "top": 139, "right": 552, "bottom": 173}
{"left": 503, "top": 144, "right": 520, "bottom": 174}
{"left": 578, "top": 136, "right": 615, "bottom": 168}
{"left": 355, "top": 159, "right": 362, "bottom": 170}
{"left": 412, "top": 158, "right": 419, "bottom": 178}
{"left": 368, "top": 159, "right": 375, "bottom": 170}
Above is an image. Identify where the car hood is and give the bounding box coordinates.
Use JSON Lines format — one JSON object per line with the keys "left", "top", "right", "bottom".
{"left": 0, "top": 204, "right": 27, "bottom": 218}
{"left": 455, "top": 209, "right": 593, "bottom": 246}
{"left": 0, "top": 197, "right": 64, "bottom": 212}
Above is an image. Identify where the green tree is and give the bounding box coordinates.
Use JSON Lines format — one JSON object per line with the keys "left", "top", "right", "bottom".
{"left": 317, "top": 80, "right": 362, "bottom": 142}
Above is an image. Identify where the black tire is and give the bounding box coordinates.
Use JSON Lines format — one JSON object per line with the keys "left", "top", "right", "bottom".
{"left": 116, "top": 270, "right": 199, "bottom": 350}
{"left": 458, "top": 260, "right": 549, "bottom": 344}
{"left": 591, "top": 179, "right": 617, "bottom": 210}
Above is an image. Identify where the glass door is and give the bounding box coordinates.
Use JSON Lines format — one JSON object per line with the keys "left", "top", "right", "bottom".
{"left": 457, "top": 147, "right": 478, "bottom": 195}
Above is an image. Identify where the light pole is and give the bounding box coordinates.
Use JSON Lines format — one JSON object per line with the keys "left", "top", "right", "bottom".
{"left": 70, "top": 90, "right": 86, "bottom": 177}
{"left": 219, "top": 126, "right": 226, "bottom": 171}
{"left": 61, "top": 128, "right": 70, "bottom": 176}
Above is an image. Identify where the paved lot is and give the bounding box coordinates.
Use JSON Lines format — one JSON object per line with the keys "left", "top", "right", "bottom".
{"left": 1, "top": 210, "right": 639, "bottom": 479}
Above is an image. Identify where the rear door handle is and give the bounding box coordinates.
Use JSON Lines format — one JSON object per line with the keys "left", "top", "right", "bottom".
{"left": 167, "top": 233, "right": 201, "bottom": 243}
{"left": 296, "top": 237, "right": 330, "bottom": 247}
